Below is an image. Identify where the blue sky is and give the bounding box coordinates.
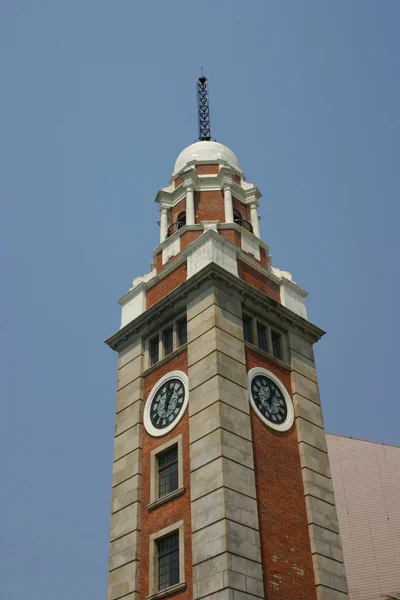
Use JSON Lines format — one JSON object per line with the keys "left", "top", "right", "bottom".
{"left": 1, "top": 1, "right": 399, "bottom": 598}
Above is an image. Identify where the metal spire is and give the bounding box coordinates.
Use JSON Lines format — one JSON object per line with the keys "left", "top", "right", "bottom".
{"left": 197, "top": 71, "right": 211, "bottom": 141}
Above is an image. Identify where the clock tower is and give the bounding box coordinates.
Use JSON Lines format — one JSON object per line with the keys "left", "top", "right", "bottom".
{"left": 105, "top": 76, "right": 349, "bottom": 600}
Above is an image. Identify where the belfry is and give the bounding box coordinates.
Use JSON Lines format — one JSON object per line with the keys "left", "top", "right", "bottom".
{"left": 106, "top": 76, "right": 349, "bottom": 600}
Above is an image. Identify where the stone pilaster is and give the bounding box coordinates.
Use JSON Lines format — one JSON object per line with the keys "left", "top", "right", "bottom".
{"left": 289, "top": 332, "right": 348, "bottom": 600}
{"left": 107, "top": 338, "right": 144, "bottom": 600}
{"left": 187, "top": 283, "right": 264, "bottom": 600}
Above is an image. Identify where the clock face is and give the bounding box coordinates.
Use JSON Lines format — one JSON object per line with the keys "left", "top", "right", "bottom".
{"left": 144, "top": 371, "right": 189, "bottom": 437}
{"left": 251, "top": 375, "right": 287, "bottom": 425}
{"left": 248, "top": 368, "right": 294, "bottom": 432}
{"left": 150, "top": 378, "right": 186, "bottom": 430}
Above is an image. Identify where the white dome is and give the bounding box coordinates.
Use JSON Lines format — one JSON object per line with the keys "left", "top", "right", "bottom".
{"left": 172, "top": 141, "right": 242, "bottom": 177}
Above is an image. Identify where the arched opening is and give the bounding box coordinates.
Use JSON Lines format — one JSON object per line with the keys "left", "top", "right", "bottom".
{"left": 233, "top": 210, "right": 242, "bottom": 226}
{"left": 233, "top": 209, "right": 253, "bottom": 234}
{"left": 177, "top": 212, "right": 186, "bottom": 229}
{"left": 167, "top": 211, "right": 186, "bottom": 238}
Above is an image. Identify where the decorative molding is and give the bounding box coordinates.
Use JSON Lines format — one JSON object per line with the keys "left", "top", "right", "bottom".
{"left": 148, "top": 487, "right": 185, "bottom": 511}
{"left": 143, "top": 371, "right": 189, "bottom": 437}
{"left": 106, "top": 261, "right": 325, "bottom": 353}
{"left": 145, "top": 582, "right": 187, "bottom": 600}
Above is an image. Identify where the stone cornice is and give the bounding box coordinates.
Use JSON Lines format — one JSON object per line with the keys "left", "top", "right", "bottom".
{"left": 106, "top": 260, "right": 325, "bottom": 353}
{"left": 218, "top": 222, "right": 269, "bottom": 253}
{"left": 172, "top": 158, "right": 244, "bottom": 181}
{"left": 155, "top": 168, "right": 261, "bottom": 208}
{"left": 118, "top": 226, "right": 306, "bottom": 307}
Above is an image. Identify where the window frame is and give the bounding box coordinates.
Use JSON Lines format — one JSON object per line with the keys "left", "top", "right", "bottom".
{"left": 177, "top": 317, "right": 187, "bottom": 347}
{"left": 146, "top": 314, "right": 187, "bottom": 369}
{"left": 149, "top": 434, "right": 184, "bottom": 509}
{"left": 150, "top": 335, "right": 160, "bottom": 366}
{"left": 242, "top": 314, "right": 287, "bottom": 363}
{"left": 157, "top": 531, "right": 180, "bottom": 591}
{"left": 271, "top": 328, "right": 282, "bottom": 360}
{"left": 158, "top": 445, "right": 179, "bottom": 499}
{"left": 163, "top": 326, "right": 173, "bottom": 357}
{"left": 149, "top": 521, "right": 185, "bottom": 598}
{"left": 242, "top": 314, "right": 253, "bottom": 344}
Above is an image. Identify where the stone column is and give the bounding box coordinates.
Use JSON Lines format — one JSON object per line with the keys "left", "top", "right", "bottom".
{"left": 249, "top": 202, "right": 260, "bottom": 238}
{"left": 187, "top": 283, "right": 264, "bottom": 600}
{"left": 107, "top": 337, "right": 144, "bottom": 600}
{"left": 289, "top": 332, "right": 349, "bottom": 600}
{"left": 160, "top": 206, "right": 169, "bottom": 242}
{"left": 185, "top": 185, "right": 195, "bottom": 225}
{"left": 223, "top": 183, "right": 234, "bottom": 223}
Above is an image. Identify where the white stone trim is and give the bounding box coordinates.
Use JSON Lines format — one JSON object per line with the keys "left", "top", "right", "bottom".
{"left": 162, "top": 235, "right": 180, "bottom": 265}
{"left": 187, "top": 235, "right": 238, "bottom": 279}
{"left": 247, "top": 367, "right": 294, "bottom": 432}
{"left": 120, "top": 286, "right": 146, "bottom": 328}
{"left": 280, "top": 282, "right": 308, "bottom": 320}
{"left": 144, "top": 371, "right": 189, "bottom": 437}
{"left": 241, "top": 231, "right": 261, "bottom": 260}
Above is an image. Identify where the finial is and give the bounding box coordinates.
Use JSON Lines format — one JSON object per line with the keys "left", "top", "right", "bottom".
{"left": 197, "top": 72, "right": 211, "bottom": 141}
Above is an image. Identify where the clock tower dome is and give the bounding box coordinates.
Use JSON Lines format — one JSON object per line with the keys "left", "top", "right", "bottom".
{"left": 105, "top": 76, "right": 349, "bottom": 600}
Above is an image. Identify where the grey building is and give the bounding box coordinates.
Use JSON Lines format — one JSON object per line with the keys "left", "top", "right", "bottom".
{"left": 327, "top": 434, "right": 400, "bottom": 600}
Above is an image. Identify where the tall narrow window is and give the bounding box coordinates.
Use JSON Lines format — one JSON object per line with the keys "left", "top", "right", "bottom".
{"left": 243, "top": 315, "right": 253, "bottom": 344}
{"left": 158, "top": 532, "right": 180, "bottom": 590}
{"left": 164, "top": 327, "right": 173, "bottom": 356}
{"left": 158, "top": 445, "right": 178, "bottom": 498}
{"left": 150, "top": 336, "right": 159, "bottom": 366}
{"left": 177, "top": 318, "right": 187, "bottom": 346}
{"left": 233, "top": 209, "right": 242, "bottom": 226}
{"left": 257, "top": 324, "right": 268, "bottom": 352}
{"left": 177, "top": 212, "right": 186, "bottom": 229}
{"left": 271, "top": 330, "right": 282, "bottom": 360}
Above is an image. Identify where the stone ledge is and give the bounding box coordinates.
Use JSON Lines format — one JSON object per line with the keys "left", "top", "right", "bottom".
{"left": 142, "top": 344, "right": 187, "bottom": 377}
{"left": 147, "top": 487, "right": 185, "bottom": 511}
{"left": 244, "top": 341, "right": 291, "bottom": 370}
{"left": 145, "top": 582, "right": 187, "bottom": 600}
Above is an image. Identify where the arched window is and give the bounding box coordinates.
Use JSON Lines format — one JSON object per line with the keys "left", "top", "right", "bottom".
{"left": 177, "top": 212, "right": 186, "bottom": 230}
{"left": 233, "top": 209, "right": 253, "bottom": 233}
{"left": 233, "top": 210, "right": 242, "bottom": 226}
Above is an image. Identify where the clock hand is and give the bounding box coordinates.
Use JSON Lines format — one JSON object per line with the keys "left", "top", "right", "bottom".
{"left": 165, "top": 390, "right": 172, "bottom": 413}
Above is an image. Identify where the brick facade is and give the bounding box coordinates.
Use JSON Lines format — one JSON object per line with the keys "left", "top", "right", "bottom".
{"left": 246, "top": 346, "right": 317, "bottom": 600}
{"left": 146, "top": 263, "right": 187, "bottom": 308}
{"left": 195, "top": 164, "right": 219, "bottom": 175}
{"left": 194, "top": 190, "right": 225, "bottom": 223}
{"left": 140, "top": 352, "right": 192, "bottom": 600}
{"left": 232, "top": 196, "right": 249, "bottom": 221}
{"left": 238, "top": 259, "right": 281, "bottom": 303}
{"left": 170, "top": 198, "right": 187, "bottom": 224}
{"left": 219, "top": 228, "right": 241, "bottom": 248}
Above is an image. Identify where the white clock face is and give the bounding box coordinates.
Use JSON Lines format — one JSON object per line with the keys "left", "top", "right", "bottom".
{"left": 144, "top": 371, "right": 188, "bottom": 437}
{"left": 248, "top": 367, "right": 294, "bottom": 432}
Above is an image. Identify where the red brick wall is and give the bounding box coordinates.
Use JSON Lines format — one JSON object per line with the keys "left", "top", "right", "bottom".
{"left": 140, "top": 351, "right": 193, "bottom": 600}
{"left": 180, "top": 230, "right": 202, "bottom": 250}
{"left": 174, "top": 176, "right": 183, "bottom": 189}
{"left": 155, "top": 251, "right": 162, "bottom": 273}
{"left": 245, "top": 347, "right": 317, "bottom": 600}
{"left": 219, "top": 228, "right": 241, "bottom": 248}
{"left": 170, "top": 198, "right": 186, "bottom": 224}
{"left": 232, "top": 196, "right": 249, "bottom": 221}
{"left": 260, "top": 246, "right": 268, "bottom": 269}
{"left": 194, "top": 190, "right": 225, "bottom": 223}
{"left": 146, "top": 263, "right": 187, "bottom": 308}
{"left": 195, "top": 164, "right": 219, "bottom": 175}
{"left": 237, "top": 259, "right": 281, "bottom": 303}
{"left": 233, "top": 174, "right": 241, "bottom": 185}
